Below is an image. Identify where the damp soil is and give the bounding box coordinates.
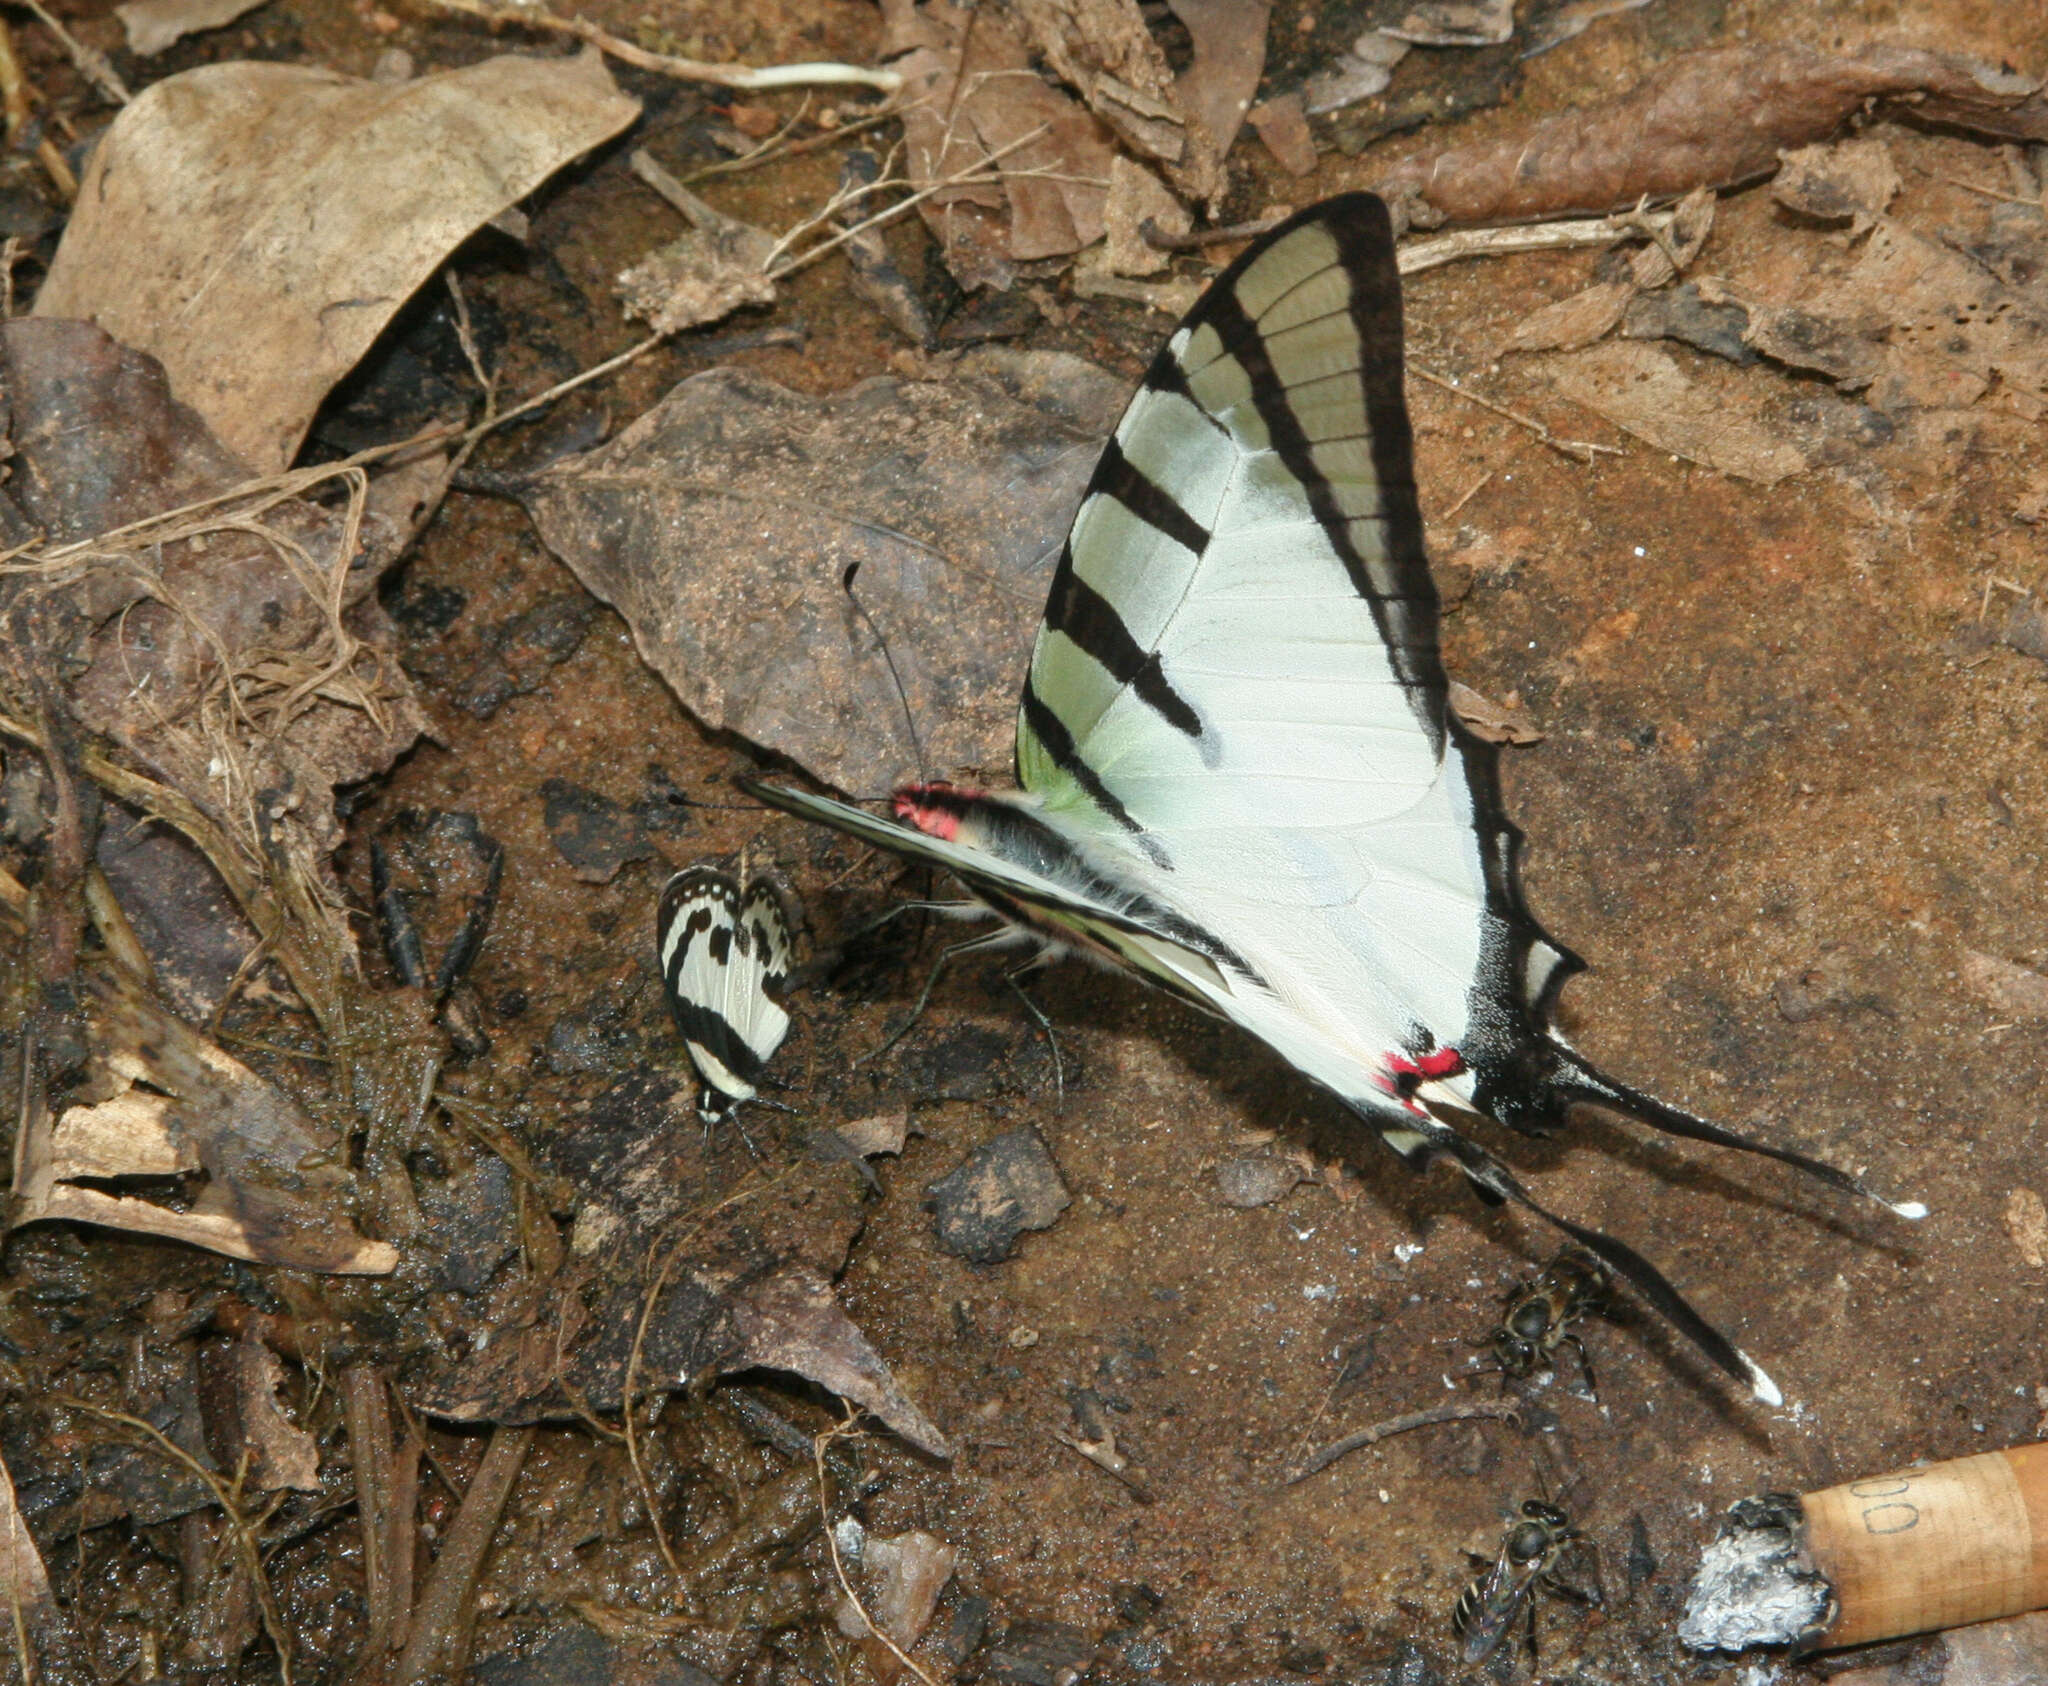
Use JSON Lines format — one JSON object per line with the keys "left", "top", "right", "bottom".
{"left": 6, "top": 0, "right": 2048, "bottom": 1682}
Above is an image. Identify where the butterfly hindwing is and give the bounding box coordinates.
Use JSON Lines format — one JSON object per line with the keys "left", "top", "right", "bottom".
{"left": 657, "top": 863, "right": 794, "bottom": 1117}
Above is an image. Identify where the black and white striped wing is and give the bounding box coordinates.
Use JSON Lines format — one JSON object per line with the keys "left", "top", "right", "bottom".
{"left": 1021, "top": 192, "right": 1447, "bottom": 835}
{"left": 657, "top": 865, "right": 793, "bottom": 1114}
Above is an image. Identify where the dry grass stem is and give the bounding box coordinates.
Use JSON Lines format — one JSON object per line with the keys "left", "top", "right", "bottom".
{"left": 390, "top": 1424, "right": 535, "bottom": 1686}
{"left": 813, "top": 1421, "right": 945, "bottom": 1686}
{"left": 15, "top": 0, "right": 129, "bottom": 104}
{"left": 427, "top": 0, "right": 900, "bottom": 92}
{"left": 1410, "top": 362, "right": 1624, "bottom": 465}
{"left": 1284, "top": 1400, "right": 1521, "bottom": 1484}
{"left": 1397, "top": 207, "right": 1680, "bottom": 276}
{"left": 56, "top": 1399, "right": 292, "bottom": 1685}
{"left": 768, "top": 124, "right": 1051, "bottom": 279}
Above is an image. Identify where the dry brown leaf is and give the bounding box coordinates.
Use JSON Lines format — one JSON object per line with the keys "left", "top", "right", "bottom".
{"left": 616, "top": 183, "right": 777, "bottom": 334}
{"left": 1772, "top": 137, "right": 1900, "bottom": 231}
{"left": 235, "top": 1338, "right": 323, "bottom": 1493}
{"left": 1011, "top": 0, "right": 1229, "bottom": 205}
{"left": 836, "top": 1113, "right": 913, "bottom": 1158}
{"left": 11, "top": 964, "right": 397, "bottom": 1274}
{"left": 1548, "top": 342, "right": 1812, "bottom": 485}
{"left": 1377, "top": 44, "right": 2048, "bottom": 226}
{"left": 2007, "top": 1188, "right": 2048, "bottom": 1269}
{"left": 1247, "top": 94, "right": 1318, "bottom": 177}
{"left": 1104, "top": 156, "right": 1188, "bottom": 275}
{"left": 513, "top": 350, "right": 1130, "bottom": 794}
{"left": 35, "top": 51, "right": 638, "bottom": 472}
{"left": 1381, "top": 0, "right": 1512, "bottom": 47}
{"left": 1741, "top": 304, "right": 1885, "bottom": 390}
{"left": 1168, "top": 0, "right": 1270, "bottom": 163}
{"left": 1449, "top": 679, "right": 1543, "bottom": 744}
{"left": 885, "top": 0, "right": 1118, "bottom": 281}
{"left": 1500, "top": 280, "right": 1635, "bottom": 355}
{"left": 1962, "top": 949, "right": 2048, "bottom": 1020}
{"left": 1304, "top": 31, "right": 1410, "bottom": 117}
{"left": 1825, "top": 223, "right": 2048, "bottom": 418}
{"left": 0, "top": 319, "right": 431, "bottom": 923}
{"left": 1627, "top": 185, "right": 1715, "bottom": 288}
{"left": 117, "top": 0, "right": 263, "bottom": 55}
{"left": 0, "top": 1444, "right": 56, "bottom": 1640}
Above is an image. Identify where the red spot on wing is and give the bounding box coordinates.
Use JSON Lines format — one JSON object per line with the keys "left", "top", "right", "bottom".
{"left": 1374, "top": 1045, "right": 1466, "bottom": 1114}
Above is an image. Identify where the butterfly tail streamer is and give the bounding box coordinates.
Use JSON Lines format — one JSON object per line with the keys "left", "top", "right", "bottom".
{"left": 1347, "top": 1097, "right": 1783, "bottom": 1406}
{"left": 1547, "top": 1045, "right": 1928, "bottom": 1221}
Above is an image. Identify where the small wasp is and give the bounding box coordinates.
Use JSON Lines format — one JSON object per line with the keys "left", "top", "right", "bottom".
{"left": 1487, "top": 1248, "right": 1612, "bottom": 1397}
{"left": 1452, "top": 1497, "right": 1601, "bottom": 1667}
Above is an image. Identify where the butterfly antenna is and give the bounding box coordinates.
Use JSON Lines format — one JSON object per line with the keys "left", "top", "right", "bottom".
{"left": 841, "top": 560, "right": 927, "bottom": 783}
{"left": 1546, "top": 1044, "right": 1928, "bottom": 1221}
{"left": 1353, "top": 1099, "right": 1783, "bottom": 1406}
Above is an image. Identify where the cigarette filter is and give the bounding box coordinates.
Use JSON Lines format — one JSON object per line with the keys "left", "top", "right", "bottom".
{"left": 1680, "top": 1442, "right": 2048, "bottom": 1653}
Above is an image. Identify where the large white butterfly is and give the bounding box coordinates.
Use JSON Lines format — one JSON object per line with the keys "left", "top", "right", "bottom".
{"left": 747, "top": 193, "right": 1921, "bottom": 1403}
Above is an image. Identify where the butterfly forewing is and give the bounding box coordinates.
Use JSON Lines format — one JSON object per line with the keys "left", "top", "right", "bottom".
{"left": 1021, "top": 196, "right": 1445, "bottom": 846}
{"left": 657, "top": 864, "right": 794, "bottom": 1113}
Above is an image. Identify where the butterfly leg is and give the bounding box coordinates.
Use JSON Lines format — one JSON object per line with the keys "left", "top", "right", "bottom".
{"left": 855, "top": 926, "right": 1021, "bottom": 1066}
{"left": 1003, "top": 963, "right": 1065, "bottom": 1105}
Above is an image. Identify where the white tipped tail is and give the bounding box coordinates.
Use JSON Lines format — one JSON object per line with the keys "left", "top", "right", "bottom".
{"left": 1892, "top": 1199, "right": 1929, "bottom": 1221}
{"left": 1742, "top": 1355, "right": 1784, "bottom": 1409}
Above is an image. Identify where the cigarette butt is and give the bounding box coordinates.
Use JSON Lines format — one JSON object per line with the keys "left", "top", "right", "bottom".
{"left": 1681, "top": 1442, "right": 2048, "bottom": 1654}
{"left": 1803, "top": 1442, "right": 2048, "bottom": 1648}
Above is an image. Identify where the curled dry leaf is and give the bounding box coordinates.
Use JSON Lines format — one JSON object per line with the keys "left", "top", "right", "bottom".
{"left": 234, "top": 1338, "right": 323, "bottom": 1493}
{"left": 1772, "top": 138, "right": 1900, "bottom": 231}
{"left": 1104, "top": 156, "right": 1189, "bottom": 276}
{"left": 11, "top": 963, "right": 398, "bottom": 1273}
{"left": 1500, "top": 280, "right": 1635, "bottom": 356}
{"left": 1961, "top": 950, "right": 2048, "bottom": 1020}
{"left": 883, "top": 0, "right": 1118, "bottom": 284}
{"left": 1304, "top": 31, "right": 1410, "bottom": 117}
{"left": 512, "top": 349, "right": 1130, "bottom": 795}
{"left": 116, "top": 0, "right": 264, "bottom": 56}
{"left": 1548, "top": 342, "right": 1812, "bottom": 485}
{"left": 1380, "top": 0, "right": 1513, "bottom": 48}
{"left": 618, "top": 158, "right": 778, "bottom": 334}
{"left": 35, "top": 50, "right": 638, "bottom": 472}
{"left": 1378, "top": 44, "right": 2048, "bottom": 225}
{"left": 1448, "top": 679, "right": 1542, "bottom": 744}
{"left": 1011, "top": 0, "right": 1235, "bottom": 206}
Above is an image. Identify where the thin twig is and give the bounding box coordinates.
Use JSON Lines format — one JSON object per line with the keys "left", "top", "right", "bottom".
{"left": 1409, "top": 362, "right": 1623, "bottom": 466}
{"left": 814, "top": 1422, "right": 945, "bottom": 1686}
{"left": 426, "top": 0, "right": 899, "bottom": 92}
{"left": 1140, "top": 212, "right": 1288, "bottom": 252}
{"left": 1397, "top": 208, "right": 1680, "bottom": 277}
{"left": 623, "top": 1237, "right": 689, "bottom": 1578}
{"left": 767, "top": 124, "right": 1049, "bottom": 279}
{"left": 681, "top": 105, "right": 900, "bottom": 185}
{"left": 390, "top": 1425, "right": 534, "bottom": 1686}
{"left": 1284, "top": 1400, "right": 1520, "bottom": 1484}
{"left": 14, "top": 0, "right": 129, "bottom": 104}
{"left": 57, "top": 1399, "right": 292, "bottom": 1685}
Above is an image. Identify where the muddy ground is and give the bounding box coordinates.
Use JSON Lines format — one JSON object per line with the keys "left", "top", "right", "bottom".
{"left": 3, "top": 0, "right": 2047, "bottom": 1683}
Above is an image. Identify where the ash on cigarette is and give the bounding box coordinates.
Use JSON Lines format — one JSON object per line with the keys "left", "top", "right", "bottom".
{"left": 1679, "top": 1493, "right": 1837, "bottom": 1654}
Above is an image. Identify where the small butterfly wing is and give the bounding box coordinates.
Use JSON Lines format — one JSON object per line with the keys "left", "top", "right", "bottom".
{"left": 657, "top": 864, "right": 793, "bottom": 1107}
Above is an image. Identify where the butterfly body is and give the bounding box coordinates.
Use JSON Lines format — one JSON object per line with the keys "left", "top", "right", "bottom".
{"left": 749, "top": 193, "right": 1921, "bottom": 1402}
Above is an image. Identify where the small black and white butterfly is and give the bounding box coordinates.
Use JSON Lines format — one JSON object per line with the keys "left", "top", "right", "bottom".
{"left": 656, "top": 862, "right": 798, "bottom": 1124}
